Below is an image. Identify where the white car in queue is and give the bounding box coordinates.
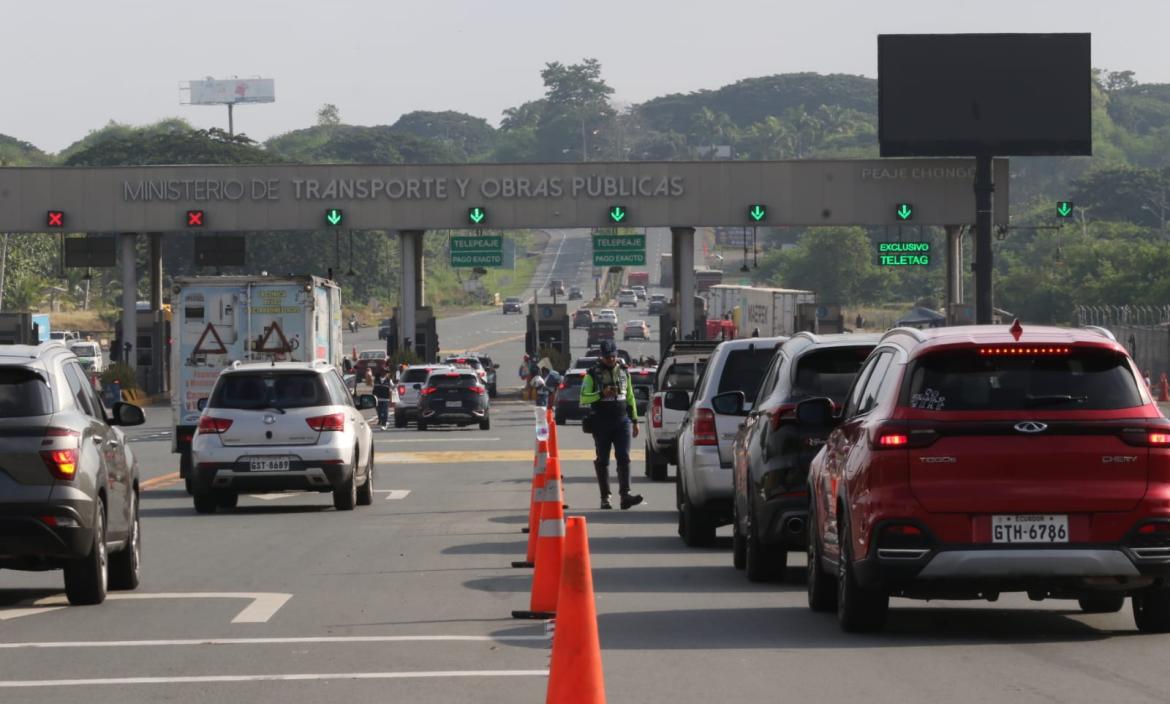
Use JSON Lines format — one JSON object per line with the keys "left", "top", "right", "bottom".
{"left": 394, "top": 364, "right": 453, "bottom": 428}
{"left": 189, "top": 360, "right": 377, "bottom": 513}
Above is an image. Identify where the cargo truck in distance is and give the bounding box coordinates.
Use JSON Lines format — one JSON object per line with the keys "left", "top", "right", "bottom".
{"left": 171, "top": 275, "right": 344, "bottom": 494}
{"left": 705, "top": 284, "right": 816, "bottom": 338}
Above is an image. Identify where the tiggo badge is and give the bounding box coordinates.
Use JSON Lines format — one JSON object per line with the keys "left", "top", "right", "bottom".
{"left": 1014, "top": 421, "right": 1048, "bottom": 434}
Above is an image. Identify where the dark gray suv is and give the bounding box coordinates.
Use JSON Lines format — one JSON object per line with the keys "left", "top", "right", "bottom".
{"left": 0, "top": 343, "right": 146, "bottom": 605}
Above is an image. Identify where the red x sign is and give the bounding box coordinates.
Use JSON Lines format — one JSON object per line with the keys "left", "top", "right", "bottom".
{"left": 186, "top": 210, "right": 205, "bottom": 227}
{"left": 46, "top": 211, "right": 64, "bottom": 228}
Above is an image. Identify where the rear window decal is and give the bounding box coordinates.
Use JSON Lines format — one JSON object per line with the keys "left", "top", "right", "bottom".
{"left": 911, "top": 388, "right": 946, "bottom": 410}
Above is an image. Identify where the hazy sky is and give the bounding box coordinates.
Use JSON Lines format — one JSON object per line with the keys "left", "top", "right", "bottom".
{"left": 5, "top": 0, "right": 1161, "bottom": 153}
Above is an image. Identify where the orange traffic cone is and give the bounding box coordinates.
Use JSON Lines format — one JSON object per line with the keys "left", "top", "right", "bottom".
{"left": 546, "top": 516, "right": 605, "bottom": 704}
{"left": 513, "top": 437, "right": 549, "bottom": 567}
{"left": 1160, "top": 373, "right": 1169, "bottom": 403}
{"left": 512, "top": 456, "right": 565, "bottom": 620}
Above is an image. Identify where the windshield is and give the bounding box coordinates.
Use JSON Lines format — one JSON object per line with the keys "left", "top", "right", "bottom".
{"left": 663, "top": 362, "right": 706, "bottom": 391}
{"left": 0, "top": 367, "right": 53, "bottom": 416}
{"left": 790, "top": 346, "right": 875, "bottom": 404}
{"left": 210, "top": 372, "right": 328, "bottom": 410}
{"left": 717, "top": 347, "right": 777, "bottom": 399}
{"left": 402, "top": 368, "right": 434, "bottom": 383}
{"left": 902, "top": 347, "right": 1144, "bottom": 411}
{"left": 70, "top": 344, "right": 99, "bottom": 358}
{"left": 429, "top": 374, "right": 479, "bottom": 389}
{"left": 359, "top": 351, "right": 385, "bottom": 360}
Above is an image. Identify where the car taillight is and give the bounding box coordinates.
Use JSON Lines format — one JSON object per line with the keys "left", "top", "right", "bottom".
{"left": 306, "top": 413, "right": 345, "bottom": 432}
{"left": 978, "top": 346, "right": 1071, "bottom": 356}
{"left": 41, "top": 448, "right": 79, "bottom": 480}
{"left": 879, "top": 523, "right": 930, "bottom": 550}
{"left": 470, "top": 385, "right": 485, "bottom": 394}
{"left": 420, "top": 387, "right": 437, "bottom": 396}
{"left": 871, "top": 426, "right": 938, "bottom": 450}
{"left": 1121, "top": 428, "right": 1170, "bottom": 447}
{"left": 197, "top": 417, "right": 233, "bottom": 434}
{"left": 1148, "top": 432, "right": 1170, "bottom": 446}
{"left": 768, "top": 404, "right": 797, "bottom": 431}
{"left": 651, "top": 395, "right": 663, "bottom": 428}
{"left": 693, "top": 408, "right": 718, "bottom": 446}
{"left": 397, "top": 385, "right": 406, "bottom": 396}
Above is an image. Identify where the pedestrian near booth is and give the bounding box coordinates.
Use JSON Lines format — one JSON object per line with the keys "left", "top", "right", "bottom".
{"left": 580, "top": 339, "right": 643, "bottom": 510}
{"left": 372, "top": 369, "right": 392, "bottom": 430}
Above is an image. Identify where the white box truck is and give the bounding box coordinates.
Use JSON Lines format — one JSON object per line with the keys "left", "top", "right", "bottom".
{"left": 706, "top": 284, "right": 816, "bottom": 338}
{"left": 171, "top": 275, "right": 343, "bottom": 492}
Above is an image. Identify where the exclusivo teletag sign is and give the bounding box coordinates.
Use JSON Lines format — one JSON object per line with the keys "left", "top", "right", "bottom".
{"left": 878, "top": 241, "right": 930, "bottom": 266}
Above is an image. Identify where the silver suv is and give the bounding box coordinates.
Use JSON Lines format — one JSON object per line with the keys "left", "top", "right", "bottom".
{"left": 190, "top": 361, "right": 376, "bottom": 513}
{"left": 0, "top": 342, "right": 146, "bottom": 605}
{"left": 394, "top": 364, "right": 452, "bottom": 428}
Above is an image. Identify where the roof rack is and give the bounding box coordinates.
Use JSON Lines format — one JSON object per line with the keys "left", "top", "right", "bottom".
{"left": 882, "top": 326, "right": 928, "bottom": 343}
{"left": 663, "top": 339, "right": 721, "bottom": 357}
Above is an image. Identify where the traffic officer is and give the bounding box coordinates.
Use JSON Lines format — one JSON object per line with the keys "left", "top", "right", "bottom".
{"left": 580, "top": 339, "right": 643, "bottom": 510}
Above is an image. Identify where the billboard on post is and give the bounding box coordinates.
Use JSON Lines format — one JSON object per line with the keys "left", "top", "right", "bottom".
{"left": 878, "top": 34, "right": 1092, "bottom": 156}
{"left": 187, "top": 78, "right": 275, "bottom": 105}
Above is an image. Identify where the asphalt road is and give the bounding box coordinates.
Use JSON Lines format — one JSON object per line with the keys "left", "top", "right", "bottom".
{"left": 11, "top": 230, "right": 1166, "bottom": 703}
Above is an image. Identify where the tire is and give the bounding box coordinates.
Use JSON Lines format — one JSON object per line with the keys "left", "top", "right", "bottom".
{"left": 108, "top": 493, "right": 141, "bottom": 591}
{"left": 357, "top": 452, "right": 374, "bottom": 506}
{"left": 193, "top": 492, "right": 217, "bottom": 514}
{"left": 732, "top": 505, "right": 747, "bottom": 570}
{"left": 214, "top": 491, "right": 238, "bottom": 509}
{"left": 63, "top": 498, "right": 108, "bottom": 605}
{"left": 807, "top": 503, "right": 837, "bottom": 612}
{"left": 180, "top": 450, "right": 194, "bottom": 495}
{"left": 680, "top": 482, "right": 715, "bottom": 547}
{"left": 646, "top": 442, "right": 669, "bottom": 481}
{"left": 836, "top": 516, "right": 889, "bottom": 632}
{"left": 480, "top": 416, "right": 491, "bottom": 430}
{"left": 1133, "top": 587, "right": 1170, "bottom": 633}
{"left": 333, "top": 456, "right": 358, "bottom": 511}
{"left": 1079, "top": 593, "right": 1126, "bottom": 614}
{"left": 745, "top": 506, "right": 787, "bottom": 582}
{"left": 394, "top": 413, "right": 406, "bottom": 429}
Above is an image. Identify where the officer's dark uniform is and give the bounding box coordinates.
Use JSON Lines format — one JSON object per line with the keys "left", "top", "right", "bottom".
{"left": 580, "top": 348, "right": 642, "bottom": 509}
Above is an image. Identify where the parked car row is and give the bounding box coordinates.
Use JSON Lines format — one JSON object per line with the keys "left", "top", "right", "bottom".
{"left": 648, "top": 323, "right": 1170, "bottom": 634}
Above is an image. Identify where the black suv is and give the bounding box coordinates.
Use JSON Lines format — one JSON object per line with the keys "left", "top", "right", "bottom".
{"left": 0, "top": 343, "right": 146, "bottom": 604}
{"left": 730, "top": 333, "right": 879, "bottom": 581}
{"left": 418, "top": 370, "right": 491, "bottom": 430}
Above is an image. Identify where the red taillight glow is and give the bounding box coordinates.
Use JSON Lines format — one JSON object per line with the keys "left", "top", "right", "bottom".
{"left": 884, "top": 524, "right": 922, "bottom": 536}
{"left": 1148, "top": 432, "right": 1170, "bottom": 446}
{"left": 651, "top": 395, "right": 663, "bottom": 428}
{"left": 978, "top": 346, "right": 1071, "bottom": 356}
{"left": 446, "top": 372, "right": 460, "bottom": 377}
{"left": 397, "top": 385, "right": 406, "bottom": 396}
{"left": 693, "top": 408, "right": 718, "bottom": 446}
{"left": 470, "top": 386, "right": 485, "bottom": 394}
{"left": 558, "top": 383, "right": 566, "bottom": 390}
{"left": 40, "top": 449, "right": 79, "bottom": 480}
{"left": 197, "top": 417, "right": 233, "bottom": 434}
{"left": 420, "top": 387, "right": 437, "bottom": 396}
{"left": 878, "top": 433, "right": 909, "bottom": 447}
{"left": 306, "top": 413, "right": 345, "bottom": 432}
{"left": 1138, "top": 523, "right": 1170, "bottom": 535}
{"left": 769, "top": 404, "right": 797, "bottom": 431}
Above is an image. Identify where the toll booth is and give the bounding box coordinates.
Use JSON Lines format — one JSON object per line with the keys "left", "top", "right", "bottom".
{"left": 796, "top": 303, "right": 844, "bottom": 334}
{"left": 657, "top": 295, "right": 708, "bottom": 361}
{"left": 0, "top": 313, "right": 41, "bottom": 345}
{"left": 526, "top": 303, "right": 570, "bottom": 359}
{"left": 116, "top": 307, "right": 171, "bottom": 394}
{"left": 387, "top": 307, "right": 439, "bottom": 362}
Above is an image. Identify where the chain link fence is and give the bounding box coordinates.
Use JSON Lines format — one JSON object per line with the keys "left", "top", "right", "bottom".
{"left": 1075, "top": 305, "right": 1170, "bottom": 378}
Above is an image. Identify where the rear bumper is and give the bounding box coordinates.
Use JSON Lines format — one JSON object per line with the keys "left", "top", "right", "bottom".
{"left": 191, "top": 460, "right": 352, "bottom": 493}
{"left": 0, "top": 504, "right": 94, "bottom": 561}
{"left": 420, "top": 407, "right": 488, "bottom": 425}
{"left": 686, "top": 445, "right": 732, "bottom": 508}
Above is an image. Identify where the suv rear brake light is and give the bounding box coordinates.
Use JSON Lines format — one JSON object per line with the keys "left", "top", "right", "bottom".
{"left": 397, "top": 385, "right": 406, "bottom": 396}
{"left": 306, "top": 413, "right": 345, "bottom": 432}
{"left": 197, "top": 417, "right": 233, "bottom": 434}
{"left": 1121, "top": 428, "right": 1170, "bottom": 447}
{"left": 871, "top": 426, "right": 938, "bottom": 450}
{"left": 693, "top": 408, "right": 718, "bottom": 446}
{"left": 651, "top": 395, "right": 663, "bottom": 428}
{"left": 41, "top": 449, "right": 79, "bottom": 480}
{"left": 768, "top": 404, "right": 797, "bottom": 431}
{"left": 420, "top": 387, "right": 437, "bottom": 396}
{"left": 978, "top": 346, "right": 1071, "bottom": 356}
{"left": 469, "top": 385, "right": 485, "bottom": 394}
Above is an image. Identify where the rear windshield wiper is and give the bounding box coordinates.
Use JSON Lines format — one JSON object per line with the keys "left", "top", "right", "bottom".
{"left": 235, "top": 403, "right": 287, "bottom": 414}
{"left": 1024, "top": 394, "right": 1087, "bottom": 408}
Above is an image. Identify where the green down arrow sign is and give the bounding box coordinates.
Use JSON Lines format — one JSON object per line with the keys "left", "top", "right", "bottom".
{"left": 1056, "top": 201, "right": 1074, "bottom": 218}
{"left": 896, "top": 203, "right": 913, "bottom": 221}
{"left": 325, "top": 208, "right": 343, "bottom": 226}
{"left": 468, "top": 207, "right": 486, "bottom": 224}
{"left": 749, "top": 204, "right": 766, "bottom": 222}
{"left": 609, "top": 206, "right": 627, "bottom": 223}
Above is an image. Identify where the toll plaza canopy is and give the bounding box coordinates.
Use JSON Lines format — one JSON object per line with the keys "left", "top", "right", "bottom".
{"left": 0, "top": 159, "right": 1008, "bottom": 233}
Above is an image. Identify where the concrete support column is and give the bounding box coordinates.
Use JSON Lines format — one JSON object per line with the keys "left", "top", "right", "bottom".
{"left": 149, "top": 233, "right": 163, "bottom": 312}
{"left": 944, "top": 225, "right": 964, "bottom": 321}
{"left": 398, "top": 230, "right": 424, "bottom": 354}
{"left": 673, "top": 227, "right": 696, "bottom": 339}
{"left": 414, "top": 236, "right": 425, "bottom": 306}
{"left": 119, "top": 233, "right": 138, "bottom": 368}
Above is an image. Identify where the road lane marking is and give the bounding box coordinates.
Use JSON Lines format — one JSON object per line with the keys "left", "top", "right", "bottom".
{"left": 29, "top": 592, "right": 291, "bottom": 624}
{"left": 0, "top": 607, "right": 66, "bottom": 621}
{"left": 0, "top": 670, "right": 548, "bottom": 687}
{"left": 375, "top": 489, "right": 411, "bottom": 500}
{"left": 378, "top": 437, "right": 500, "bottom": 443}
{"left": 249, "top": 493, "right": 296, "bottom": 501}
{"left": 141, "top": 472, "right": 180, "bottom": 490}
{"left": 0, "top": 634, "right": 549, "bottom": 649}
{"left": 376, "top": 449, "right": 644, "bottom": 464}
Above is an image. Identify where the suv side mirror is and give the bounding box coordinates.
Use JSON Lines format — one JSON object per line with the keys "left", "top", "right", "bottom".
{"left": 111, "top": 402, "right": 146, "bottom": 426}
{"left": 795, "top": 397, "right": 836, "bottom": 426}
{"left": 356, "top": 394, "right": 377, "bottom": 410}
{"left": 196, "top": 398, "right": 208, "bottom": 411}
{"left": 711, "top": 391, "right": 747, "bottom": 416}
{"left": 664, "top": 389, "right": 691, "bottom": 412}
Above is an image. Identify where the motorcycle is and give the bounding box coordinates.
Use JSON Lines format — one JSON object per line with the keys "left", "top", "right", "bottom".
{"left": 348, "top": 319, "right": 358, "bottom": 333}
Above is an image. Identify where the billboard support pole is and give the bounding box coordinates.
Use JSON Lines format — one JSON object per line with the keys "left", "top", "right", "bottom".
{"left": 227, "top": 103, "right": 234, "bottom": 137}
{"left": 974, "top": 153, "right": 994, "bottom": 324}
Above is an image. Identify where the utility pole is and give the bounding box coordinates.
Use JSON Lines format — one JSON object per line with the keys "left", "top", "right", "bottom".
{"left": 0, "top": 233, "right": 8, "bottom": 312}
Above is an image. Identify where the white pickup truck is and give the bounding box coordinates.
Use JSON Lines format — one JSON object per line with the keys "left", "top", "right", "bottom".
{"left": 644, "top": 340, "right": 718, "bottom": 481}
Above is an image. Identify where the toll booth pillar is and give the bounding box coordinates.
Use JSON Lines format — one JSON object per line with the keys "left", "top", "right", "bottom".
{"left": 945, "top": 225, "right": 964, "bottom": 323}
{"left": 398, "top": 230, "right": 425, "bottom": 352}
{"left": 119, "top": 233, "right": 138, "bottom": 369}
{"left": 672, "top": 227, "right": 696, "bottom": 339}
{"left": 414, "top": 237, "right": 426, "bottom": 307}
{"left": 149, "top": 233, "right": 163, "bottom": 313}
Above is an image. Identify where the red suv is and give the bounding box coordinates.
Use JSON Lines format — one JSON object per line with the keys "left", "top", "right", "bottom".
{"left": 804, "top": 322, "right": 1170, "bottom": 633}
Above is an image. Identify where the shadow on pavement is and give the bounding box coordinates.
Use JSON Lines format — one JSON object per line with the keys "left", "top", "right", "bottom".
{"left": 141, "top": 488, "right": 190, "bottom": 500}
{"left": 465, "top": 564, "right": 796, "bottom": 595}
{"left": 140, "top": 504, "right": 333, "bottom": 518}
{"left": 0, "top": 588, "right": 62, "bottom": 607}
